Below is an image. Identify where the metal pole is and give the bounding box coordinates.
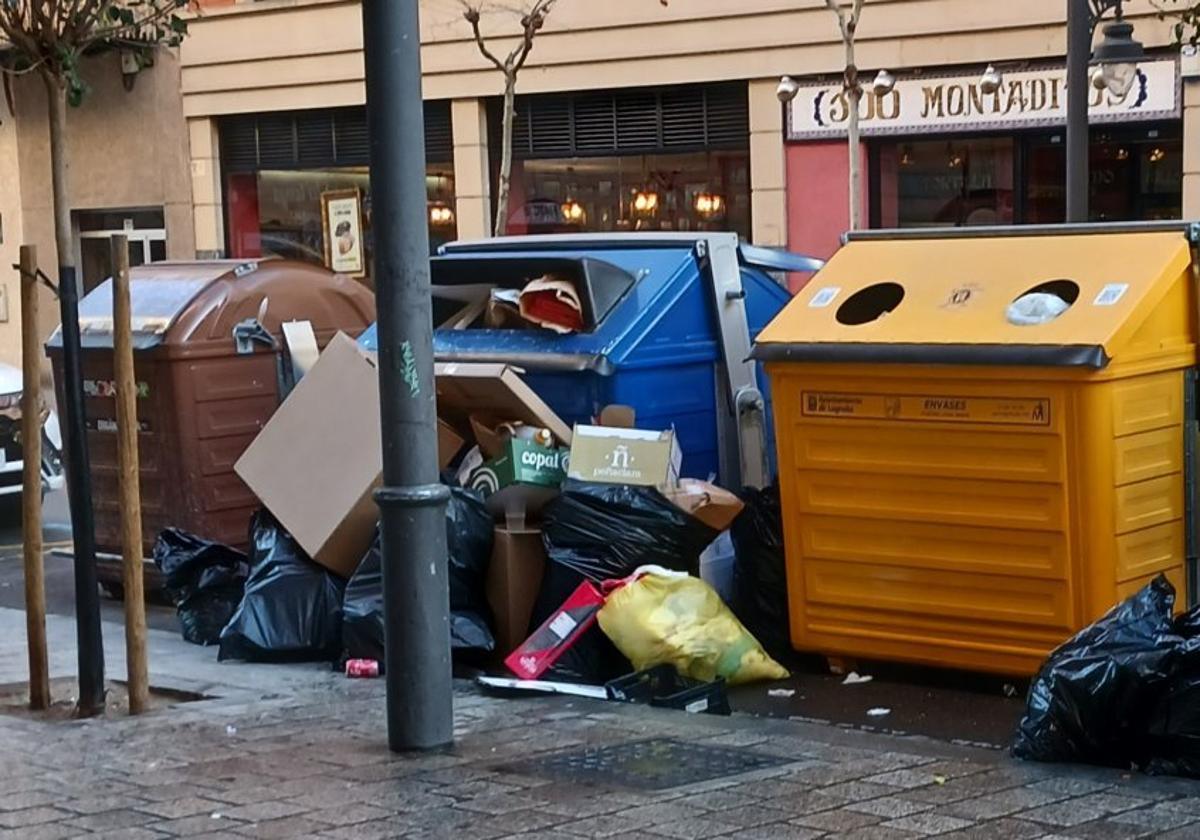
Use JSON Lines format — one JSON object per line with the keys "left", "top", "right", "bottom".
{"left": 1066, "top": 0, "right": 1091, "bottom": 222}
{"left": 362, "top": 0, "right": 453, "bottom": 752}
{"left": 19, "top": 246, "right": 50, "bottom": 712}
{"left": 57, "top": 263, "right": 105, "bottom": 716}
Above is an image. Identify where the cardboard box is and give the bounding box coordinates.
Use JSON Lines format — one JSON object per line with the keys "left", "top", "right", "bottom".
{"left": 665, "top": 479, "right": 745, "bottom": 531}
{"left": 234, "top": 334, "right": 463, "bottom": 578}
{"left": 467, "top": 438, "right": 568, "bottom": 524}
{"left": 567, "top": 424, "right": 682, "bottom": 487}
{"left": 486, "top": 527, "right": 547, "bottom": 656}
{"left": 436, "top": 362, "right": 572, "bottom": 447}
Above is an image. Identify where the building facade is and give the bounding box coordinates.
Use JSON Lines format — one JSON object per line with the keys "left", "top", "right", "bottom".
{"left": 0, "top": 1, "right": 1197, "bottom": 367}
{"left": 178, "top": 0, "right": 1198, "bottom": 279}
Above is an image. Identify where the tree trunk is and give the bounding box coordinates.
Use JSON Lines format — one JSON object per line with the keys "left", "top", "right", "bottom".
{"left": 846, "top": 85, "right": 862, "bottom": 231}
{"left": 494, "top": 74, "right": 516, "bottom": 237}
{"left": 44, "top": 74, "right": 75, "bottom": 277}
{"left": 843, "top": 31, "right": 862, "bottom": 233}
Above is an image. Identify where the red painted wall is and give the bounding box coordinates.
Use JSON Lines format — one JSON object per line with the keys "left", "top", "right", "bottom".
{"left": 786, "top": 140, "right": 868, "bottom": 288}
{"left": 226, "top": 173, "right": 262, "bottom": 258}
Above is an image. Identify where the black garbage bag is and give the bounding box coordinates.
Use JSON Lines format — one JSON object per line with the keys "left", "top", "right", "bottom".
{"left": 1012, "top": 575, "right": 1185, "bottom": 768}
{"left": 341, "top": 487, "right": 495, "bottom": 660}
{"left": 531, "top": 480, "right": 719, "bottom": 684}
{"left": 1144, "top": 641, "right": 1200, "bottom": 779}
{"left": 218, "top": 512, "right": 346, "bottom": 662}
{"left": 152, "top": 529, "right": 249, "bottom": 646}
{"left": 1174, "top": 602, "right": 1200, "bottom": 639}
{"left": 730, "top": 484, "right": 789, "bottom": 659}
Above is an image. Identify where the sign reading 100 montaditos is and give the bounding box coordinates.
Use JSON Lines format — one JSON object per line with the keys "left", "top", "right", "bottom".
{"left": 786, "top": 59, "right": 1179, "bottom": 140}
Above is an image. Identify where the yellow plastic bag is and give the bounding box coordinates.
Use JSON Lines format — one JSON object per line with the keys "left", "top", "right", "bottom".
{"left": 597, "top": 567, "right": 789, "bottom": 686}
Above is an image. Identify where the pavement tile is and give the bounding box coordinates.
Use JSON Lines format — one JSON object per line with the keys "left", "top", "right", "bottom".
{"left": 0, "top": 807, "right": 70, "bottom": 829}
{"left": 882, "top": 812, "right": 976, "bottom": 835}
{"left": 83, "top": 830, "right": 167, "bottom": 840}
{"left": 61, "top": 808, "right": 157, "bottom": 831}
{"left": 455, "top": 791, "right": 551, "bottom": 815}
{"left": 821, "top": 780, "right": 905, "bottom": 802}
{"left": 845, "top": 795, "right": 936, "bottom": 818}
{"left": 646, "top": 816, "right": 738, "bottom": 839}
{"left": 791, "top": 807, "right": 885, "bottom": 832}
{"left": 0, "top": 824, "right": 78, "bottom": 840}
{"left": 558, "top": 813, "right": 659, "bottom": 837}
{"left": 710, "top": 804, "right": 793, "bottom": 829}
{"left": 59, "top": 793, "right": 152, "bottom": 815}
{"left": 0, "top": 791, "right": 56, "bottom": 812}
{"left": 304, "top": 804, "right": 395, "bottom": 826}
{"left": 672, "top": 790, "right": 763, "bottom": 811}
{"left": 760, "top": 790, "right": 851, "bottom": 815}
{"left": 939, "top": 786, "right": 1069, "bottom": 820}
{"left": 936, "top": 816, "right": 1048, "bottom": 839}
{"left": 147, "top": 813, "right": 249, "bottom": 836}
{"left": 1108, "top": 803, "right": 1200, "bottom": 831}
{"left": 1057, "top": 819, "right": 1159, "bottom": 839}
{"left": 1014, "top": 792, "right": 1152, "bottom": 828}
{"left": 136, "top": 798, "right": 237, "bottom": 820}
{"left": 218, "top": 800, "right": 310, "bottom": 823}
{"left": 232, "top": 815, "right": 331, "bottom": 838}
{"left": 723, "top": 826, "right": 823, "bottom": 840}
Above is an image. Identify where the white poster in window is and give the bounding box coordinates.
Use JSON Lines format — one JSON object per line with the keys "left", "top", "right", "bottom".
{"left": 321, "top": 188, "right": 365, "bottom": 277}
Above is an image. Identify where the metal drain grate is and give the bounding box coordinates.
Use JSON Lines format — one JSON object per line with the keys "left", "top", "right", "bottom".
{"left": 499, "top": 738, "right": 788, "bottom": 791}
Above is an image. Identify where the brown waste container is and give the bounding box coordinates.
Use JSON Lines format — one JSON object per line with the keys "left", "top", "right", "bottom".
{"left": 46, "top": 259, "right": 376, "bottom": 592}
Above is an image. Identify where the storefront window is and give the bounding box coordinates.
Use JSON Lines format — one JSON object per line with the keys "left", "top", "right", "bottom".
{"left": 873, "top": 125, "right": 1181, "bottom": 227}
{"left": 505, "top": 152, "right": 750, "bottom": 238}
{"left": 1025, "top": 128, "right": 1183, "bottom": 222}
{"left": 225, "top": 166, "right": 457, "bottom": 280}
{"left": 877, "top": 139, "right": 1015, "bottom": 228}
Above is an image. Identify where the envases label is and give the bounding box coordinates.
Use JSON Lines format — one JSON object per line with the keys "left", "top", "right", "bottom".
{"left": 801, "top": 392, "right": 1051, "bottom": 426}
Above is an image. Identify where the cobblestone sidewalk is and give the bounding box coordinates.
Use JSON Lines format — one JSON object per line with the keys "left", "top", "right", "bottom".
{"left": 0, "top": 607, "right": 1197, "bottom": 840}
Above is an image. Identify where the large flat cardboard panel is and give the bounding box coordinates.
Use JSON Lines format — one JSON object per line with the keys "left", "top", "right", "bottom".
{"left": 234, "top": 333, "right": 382, "bottom": 577}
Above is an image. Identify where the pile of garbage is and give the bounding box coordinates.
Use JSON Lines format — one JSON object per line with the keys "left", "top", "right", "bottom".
{"left": 154, "top": 329, "right": 790, "bottom": 714}
{"left": 1013, "top": 574, "right": 1200, "bottom": 779}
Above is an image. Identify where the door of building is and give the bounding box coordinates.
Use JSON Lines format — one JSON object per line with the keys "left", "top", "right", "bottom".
{"left": 76, "top": 208, "right": 167, "bottom": 294}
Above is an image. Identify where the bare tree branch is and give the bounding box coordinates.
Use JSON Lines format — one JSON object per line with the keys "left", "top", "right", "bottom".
{"left": 460, "top": 2, "right": 509, "bottom": 73}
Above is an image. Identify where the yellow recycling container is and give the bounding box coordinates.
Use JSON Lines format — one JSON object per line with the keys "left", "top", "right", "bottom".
{"left": 753, "top": 225, "right": 1199, "bottom": 676}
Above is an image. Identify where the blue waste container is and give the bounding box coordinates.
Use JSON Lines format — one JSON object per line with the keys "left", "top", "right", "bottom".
{"left": 359, "top": 233, "right": 820, "bottom": 487}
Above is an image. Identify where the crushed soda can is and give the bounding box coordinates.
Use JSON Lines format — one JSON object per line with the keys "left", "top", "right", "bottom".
{"left": 345, "top": 658, "right": 380, "bottom": 678}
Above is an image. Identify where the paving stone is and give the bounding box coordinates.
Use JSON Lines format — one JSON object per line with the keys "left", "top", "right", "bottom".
{"left": 0, "top": 807, "right": 70, "bottom": 829}
{"left": 1108, "top": 804, "right": 1200, "bottom": 831}
{"left": 59, "top": 793, "right": 152, "bottom": 815}
{"left": 791, "top": 807, "right": 885, "bottom": 832}
{"left": 559, "top": 813, "right": 666, "bottom": 838}
{"left": 939, "top": 786, "right": 1068, "bottom": 820}
{"left": 646, "top": 816, "right": 738, "bottom": 840}
{"left": 1056, "top": 819, "right": 1158, "bottom": 839}
{"left": 218, "top": 800, "right": 309, "bottom": 822}
{"left": 305, "top": 804, "right": 395, "bottom": 826}
{"left": 136, "top": 797, "right": 232, "bottom": 820}
{"left": 936, "top": 816, "right": 1049, "bottom": 839}
{"left": 62, "top": 807, "right": 157, "bottom": 831}
{"left": 882, "top": 812, "right": 976, "bottom": 835}
{"left": 233, "top": 815, "right": 331, "bottom": 838}
{"left": 84, "top": 830, "right": 167, "bottom": 840}
{"left": 1015, "top": 792, "right": 1151, "bottom": 827}
{"left": 845, "top": 795, "right": 936, "bottom": 818}
{"left": 0, "top": 790, "right": 56, "bottom": 812}
{"left": 761, "top": 789, "right": 851, "bottom": 815}
{"left": 147, "top": 813, "right": 249, "bottom": 836}
{"left": 723, "top": 826, "right": 823, "bottom": 840}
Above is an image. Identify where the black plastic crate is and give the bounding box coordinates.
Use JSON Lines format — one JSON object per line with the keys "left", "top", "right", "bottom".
{"left": 605, "top": 665, "right": 731, "bottom": 716}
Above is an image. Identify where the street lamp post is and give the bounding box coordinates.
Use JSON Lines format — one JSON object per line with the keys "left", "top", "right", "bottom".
{"left": 1065, "top": 0, "right": 1146, "bottom": 222}
{"left": 361, "top": 0, "right": 454, "bottom": 752}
